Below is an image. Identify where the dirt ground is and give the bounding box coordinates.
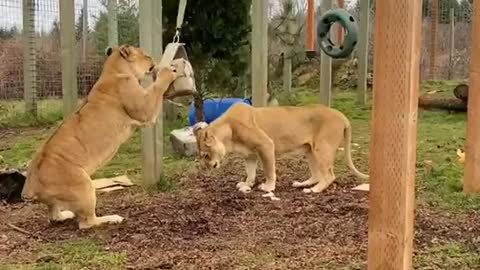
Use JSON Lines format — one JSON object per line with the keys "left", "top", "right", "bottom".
{"left": 1, "top": 155, "right": 480, "bottom": 269}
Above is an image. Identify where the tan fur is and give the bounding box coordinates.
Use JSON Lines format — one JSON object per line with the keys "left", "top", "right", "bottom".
{"left": 21, "top": 45, "right": 178, "bottom": 229}
{"left": 194, "top": 103, "right": 368, "bottom": 194}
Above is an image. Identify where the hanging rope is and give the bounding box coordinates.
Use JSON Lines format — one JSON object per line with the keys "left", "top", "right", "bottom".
{"left": 173, "top": 0, "right": 187, "bottom": 43}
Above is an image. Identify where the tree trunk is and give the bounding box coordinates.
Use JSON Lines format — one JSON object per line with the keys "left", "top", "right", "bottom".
{"left": 418, "top": 95, "right": 467, "bottom": 112}
{"left": 193, "top": 92, "right": 205, "bottom": 123}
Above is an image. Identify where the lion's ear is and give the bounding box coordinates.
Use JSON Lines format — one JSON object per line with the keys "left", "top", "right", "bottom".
{"left": 204, "top": 130, "right": 215, "bottom": 146}
{"left": 105, "top": 47, "right": 113, "bottom": 56}
{"left": 119, "top": 45, "right": 132, "bottom": 59}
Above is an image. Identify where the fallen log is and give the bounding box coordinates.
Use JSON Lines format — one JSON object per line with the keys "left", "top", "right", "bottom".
{"left": 418, "top": 95, "right": 467, "bottom": 112}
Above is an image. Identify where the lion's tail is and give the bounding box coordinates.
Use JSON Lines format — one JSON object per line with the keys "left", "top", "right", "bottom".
{"left": 343, "top": 120, "right": 369, "bottom": 180}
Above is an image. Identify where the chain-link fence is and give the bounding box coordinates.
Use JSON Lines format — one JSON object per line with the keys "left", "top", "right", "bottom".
{"left": 0, "top": 0, "right": 139, "bottom": 123}
{"left": 425, "top": 0, "right": 472, "bottom": 81}
{"left": 342, "top": 0, "right": 472, "bottom": 82}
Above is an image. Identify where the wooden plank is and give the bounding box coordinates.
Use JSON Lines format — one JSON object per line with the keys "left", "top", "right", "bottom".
{"left": 93, "top": 175, "right": 134, "bottom": 189}
{"left": 251, "top": 0, "right": 268, "bottom": 107}
{"left": 22, "top": 0, "right": 37, "bottom": 116}
{"left": 463, "top": 0, "right": 480, "bottom": 194}
{"left": 107, "top": 0, "right": 119, "bottom": 47}
{"left": 367, "top": 0, "right": 422, "bottom": 269}
{"left": 60, "top": 0, "right": 78, "bottom": 118}
{"left": 357, "top": 0, "right": 370, "bottom": 105}
{"left": 319, "top": 0, "right": 333, "bottom": 106}
{"left": 352, "top": 183, "right": 370, "bottom": 192}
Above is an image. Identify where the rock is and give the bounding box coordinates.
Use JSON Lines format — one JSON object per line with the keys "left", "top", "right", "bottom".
{"left": 170, "top": 126, "right": 198, "bottom": 157}
{"left": 297, "top": 72, "right": 316, "bottom": 86}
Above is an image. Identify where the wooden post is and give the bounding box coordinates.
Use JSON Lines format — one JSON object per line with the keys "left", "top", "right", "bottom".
{"left": 336, "top": 0, "right": 345, "bottom": 45}
{"left": 463, "top": 0, "right": 480, "bottom": 194}
{"left": 139, "top": 0, "right": 163, "bottom": 188}
{"left": 107, "top": 0, "right": 119, "bottom": 47}
{"left": 448, "top": 7, "right": 455, "bottom": 80}
{"left": 367, "top": 0, "right": 422, "bottom": 269}
{"left": 251, "top": 0, "right": 268, "bottom": 107}
{"left": 320, "top": 0, "right": 333, "bottom": 106}
{"left": 60, "top": 0, "right": 78, "bottom": 118}
{"left": 152, "top": 0, "right": 164, "bottom": 181}
{"left": 22, "top": 0, "right": 37, "bottom": 116}
{"left": 82, "top": 0, "right": 88, "bottom": 62}
{"left": 429, "top": 0, "right": 439, "bottom": 80}
{"left": 283, "top": 52, "right": 292, "bottom": 93}
{"left": 357, "top": 0, "right": 370, "bottom": 105}
{"left": 139, "top": 0, "right": 155, "bottom": 188}
{"left": 306, "top": 0, "right": 315, "bottom": 54}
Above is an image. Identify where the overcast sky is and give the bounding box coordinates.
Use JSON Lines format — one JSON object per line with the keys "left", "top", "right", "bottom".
{"left": 0, "top": 0, "right": 359, "bottom": 33}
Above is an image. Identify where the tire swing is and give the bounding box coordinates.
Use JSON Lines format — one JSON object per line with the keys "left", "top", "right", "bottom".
{"left": 157, "top": 0, "right": 197, "bottom": 99}
{"left": 316, "top": 8, "right": 358, "bottom": 59}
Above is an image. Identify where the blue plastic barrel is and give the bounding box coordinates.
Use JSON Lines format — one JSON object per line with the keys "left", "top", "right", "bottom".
{"left": 188, "top": 98, "right": 252, "bottom": 126}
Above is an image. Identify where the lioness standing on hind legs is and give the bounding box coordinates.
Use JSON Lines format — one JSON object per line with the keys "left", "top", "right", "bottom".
{"left": 193, "top": 103, "right": 368, "bottom": 194}
{"left": 22, "top": 45, "right": 180, "bottom": 229}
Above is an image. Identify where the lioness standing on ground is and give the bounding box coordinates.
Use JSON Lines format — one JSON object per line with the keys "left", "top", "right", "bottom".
{"left": 193, "top": 103, "right": 368, "bottom": 194}
{"left": 22, "top": 45, "right": 178, "bottom": 229}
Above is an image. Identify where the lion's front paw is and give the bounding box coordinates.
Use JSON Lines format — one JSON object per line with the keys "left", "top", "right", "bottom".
{"left": 236, "top": 182, "right": 252, "bottom": 193}
{"left": 258, "top": 183, "right": 275, "bottom": 193}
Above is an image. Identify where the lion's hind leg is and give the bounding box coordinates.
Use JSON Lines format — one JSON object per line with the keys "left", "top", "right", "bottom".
{"left": 48, "top": 203, "right": 75, "bottom": 222}
{"left": 302, "top": 141, "right": 337, "bottom": 194}
{"left": 58, "top": 170, "right": 123, "bottom": 229}
{"left": 292, "top": 150, "right": 321, "bottom": 188}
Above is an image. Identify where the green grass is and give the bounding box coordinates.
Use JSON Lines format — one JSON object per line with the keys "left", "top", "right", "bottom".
{"left": 0, "top": 240, "right": 126, "bottom": 270}
{"left": 0, "top": 99, "right": 64, "bottom": 127}
{"left": 1, "top": 81, "right": 479, "bottom": 268}
{"left": 2, "top": 84, "right": 479, "bottom": 210}
{"left": 414, "top": 242, "right": 480, "bottom": 269}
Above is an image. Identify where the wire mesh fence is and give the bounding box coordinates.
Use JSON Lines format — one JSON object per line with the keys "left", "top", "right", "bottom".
{"left": 0, "top": 0, "right": 474, "bottom": 125}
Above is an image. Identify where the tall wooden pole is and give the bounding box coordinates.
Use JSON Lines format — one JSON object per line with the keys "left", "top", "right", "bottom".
{"left": 306, "top": 0, "right": 315, "bottom": 55}
{"left": 251, "top": 0, "right": 268, "bottom": 107}
{"left": 463, "top": 0, "right": 480, "bottom": 194}
{"left": 357, "top": 0, "right": 370, "bottom": 105}
{"left": 60, "top": 0, "right": 78, "bottom": 118}
{"left": 139, "top": 0, "right": 163, "bottom": 188}
{"left": 448, "top": 7, "right": 455, "bottom": 80}
{"left": 367, "top": 0, "right": 422, "bottom": 269}
{"left": 429, "top": 0, "right": 439, "bottom": 80}
{"left": 22, "top": 0, "right": 37, "bottom": 116}
{"left": 336, "top": 0, "right": 345, "bottom": 45}
{"left": 319, "top": 0, "right": 333, "bottom": 106}
{"left": 107, "top": 0, "right": 119, "bottom": 47}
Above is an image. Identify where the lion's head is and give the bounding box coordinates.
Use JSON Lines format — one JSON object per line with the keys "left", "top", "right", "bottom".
{"left": 105, "top": 45, "right": 156, "bottom": 80}
{"left": 193, "top": 122, "right": 226, "bottom": 169}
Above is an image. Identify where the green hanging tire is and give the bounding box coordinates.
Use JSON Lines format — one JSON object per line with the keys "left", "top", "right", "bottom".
{"left": 316, "top": 8, "right": 358, "bottom": 59}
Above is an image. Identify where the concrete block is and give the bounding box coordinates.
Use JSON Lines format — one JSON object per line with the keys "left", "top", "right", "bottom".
{"left": 170, "top": 126, "right": 198, "bottom": 157}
